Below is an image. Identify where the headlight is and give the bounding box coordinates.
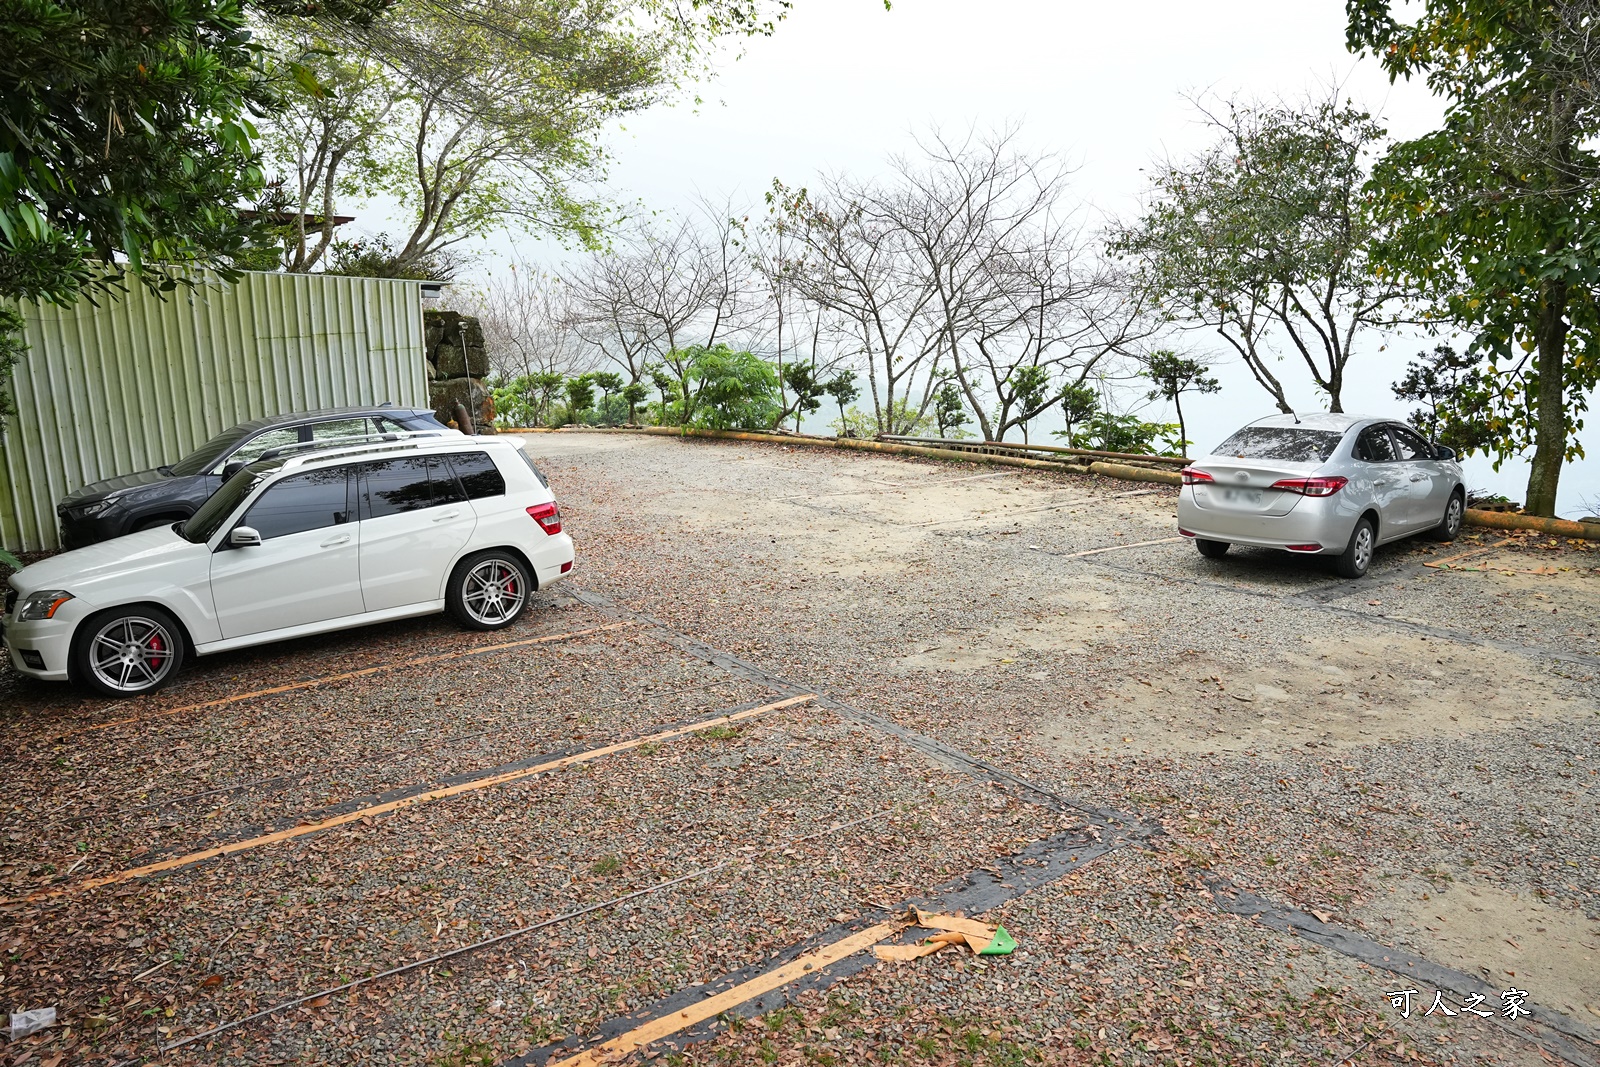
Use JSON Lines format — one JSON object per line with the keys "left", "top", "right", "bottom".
{"left": 69, "top": 498, "right": 116, "bottom": 518}
{"left": 17, "top": 590, "right": 74, "bottom": 621}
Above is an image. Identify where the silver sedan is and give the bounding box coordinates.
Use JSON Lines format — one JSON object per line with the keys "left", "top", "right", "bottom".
{"left": 1176, "top": 413, "right": 1466, "bottom": 578}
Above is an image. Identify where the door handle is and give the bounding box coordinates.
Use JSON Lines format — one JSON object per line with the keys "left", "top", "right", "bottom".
{"left": 432, "top": 510, "right": 461, "bottom": 522}
{"left": 1409, "top": 474, "right": 1427, "bottom": 482}
{"left": 321, "top": 533, "right": 351, "bottom": 547}
{"left": 1374, "top": 478, "right": 1394, "bottom": 487}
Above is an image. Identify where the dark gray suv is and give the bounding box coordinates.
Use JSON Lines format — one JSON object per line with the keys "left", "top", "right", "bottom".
{"left": 56, "top": 405, "right": 449, "bottom": 548}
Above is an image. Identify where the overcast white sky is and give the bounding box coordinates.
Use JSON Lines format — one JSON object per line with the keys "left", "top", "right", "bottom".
{"left": 399, "top": 0, "right": 1599, "bottom": 515}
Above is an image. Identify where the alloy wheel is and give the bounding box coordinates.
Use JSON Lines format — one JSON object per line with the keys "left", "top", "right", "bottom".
{"left": 88, "top": 616, "right": 177, "bottom": 693}
{"left": 461, "top": 559, "right": 526, "bottom": 625}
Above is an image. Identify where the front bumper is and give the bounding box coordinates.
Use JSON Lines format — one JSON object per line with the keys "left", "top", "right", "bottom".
{"left": 1177, "top": 489, "right": 1358, "bottom": 555}
{"left": 58, "top": 509, "right": 129, "bottom": 550}
{"left": 2, "top": 603, "right": 85, "bottom": 682}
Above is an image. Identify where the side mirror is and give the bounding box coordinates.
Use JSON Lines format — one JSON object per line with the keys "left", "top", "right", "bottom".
{"left": 229, "top": 526, "right": 262, "bottom": 548}
{"left": 1434, "top": 444, "right": 1456, "bottom": 461}
{"left": 222, "top": 459, "right": 248, "bottom": 480}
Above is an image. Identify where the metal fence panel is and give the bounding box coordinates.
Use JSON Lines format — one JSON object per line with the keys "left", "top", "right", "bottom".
{"left": 1, "top": 272, "right": 426, "bottom": 552}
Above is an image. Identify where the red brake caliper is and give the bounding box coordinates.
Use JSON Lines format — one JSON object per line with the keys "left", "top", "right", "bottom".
{"left": 148, "top": 631, "right": 165, "bottom": 669}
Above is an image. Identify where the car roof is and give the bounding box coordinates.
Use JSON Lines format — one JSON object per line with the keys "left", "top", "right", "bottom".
{"left": 228, "top": 404, "right": 425, "bottom": 435}
{"left": 275, "top": 434, "right": 518, "bottom": 473}
{"left": 1246, "top": 413, "right": 1391, "bottom": 433}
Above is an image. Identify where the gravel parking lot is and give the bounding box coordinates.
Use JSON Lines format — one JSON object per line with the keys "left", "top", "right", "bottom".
{"left": 2, "top": 430, "right": 1596, "bottom": 1067}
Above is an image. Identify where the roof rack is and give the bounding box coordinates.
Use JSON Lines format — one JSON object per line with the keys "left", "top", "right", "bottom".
{"left": 271, "top": 432, "right": 501, "bottom": 470}
{"left": 253, "top": 430, "right": 445, "bottom": 464}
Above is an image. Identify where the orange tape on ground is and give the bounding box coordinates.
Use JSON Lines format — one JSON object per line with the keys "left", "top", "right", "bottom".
{"left": 57, "top": 621, "right": 641, "bottom": 738}
{"left": 550, "top": 917, "right": 906, "bottom": 1067}
{"left": 11, "top": 694, "right": 815, "bottom": 904}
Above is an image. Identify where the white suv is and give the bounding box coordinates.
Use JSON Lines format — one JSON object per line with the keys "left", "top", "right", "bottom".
{"left": 3, "top": 436, "right": 575, "bottom": 697}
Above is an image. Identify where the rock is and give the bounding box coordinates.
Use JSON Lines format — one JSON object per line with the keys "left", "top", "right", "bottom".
{"left": 434, "top": 340, "right": 490, "bottom": 379}
{"left": 429, "top": 378, "right": 488, "bottom": 430}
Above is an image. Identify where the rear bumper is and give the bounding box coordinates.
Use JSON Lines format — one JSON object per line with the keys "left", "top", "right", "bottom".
{"left": 529, "top": 532, "right": 575, "bottom": 588}
{"left": 1177, "top": 490, "right": 1358, "bottom": 555}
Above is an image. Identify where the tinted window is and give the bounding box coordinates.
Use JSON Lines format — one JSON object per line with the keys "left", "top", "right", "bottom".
{"left": 244, "top": 468, "right": 351, "bottom": 540}
{"left": 1356, "top": 427, "right": 1397, "bottom": 462}
{"left": 1212, "top": 427, "right": 1343, "bottom": 463}
{"left": 447, "top": 451, "right": 507, "bottom": 499}
{"left": 183, "top": 468, "right": 267, "bottom": 542}
{"left": 361, "top": 457, "right": 434, "bottom": 518}
{"left": 1392, "top": 426, "right": 1434, "bottom": 460}
{"left": 170, "top": 425, "right": 255, "bottom": 477}
{"left": 427, "top": 455, "right": 467, "bottom": 505}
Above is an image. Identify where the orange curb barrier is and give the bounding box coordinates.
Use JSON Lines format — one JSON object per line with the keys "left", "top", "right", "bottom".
{"left": 1464, "top": 508, "right": 1600, "bottom": 541}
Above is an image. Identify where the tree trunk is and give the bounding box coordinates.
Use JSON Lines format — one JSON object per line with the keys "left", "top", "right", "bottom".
{"left": 1175, "top": 395, "right": 1187, "bottom": 458}
{"left": 1523, "top": 280, "right": 1569, "bottom": 517}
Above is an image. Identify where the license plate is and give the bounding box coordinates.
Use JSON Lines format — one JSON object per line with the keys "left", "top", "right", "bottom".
{"left": 1221, "top": 488, "right": 1263, "bottom": 505}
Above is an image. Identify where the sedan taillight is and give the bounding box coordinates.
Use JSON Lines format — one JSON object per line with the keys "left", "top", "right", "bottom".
{"left": 1179, "top": 467, "right": 1214, "bottom": 485}
{"left": 527, "top": 501, "right": 562, "bottom": 534}
{"left": 1269, "top": 476, "right": 1348, "bottom": 497}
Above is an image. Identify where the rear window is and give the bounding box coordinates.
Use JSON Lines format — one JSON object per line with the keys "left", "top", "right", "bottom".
{"left": 446, "top": 451, "right": 508, "bottom": 499}
{"left": 514, "top": 449, "right": 549, "bottom": 488}
{"left": 1213, "top": 427, "right": 1343, "bottom": 463}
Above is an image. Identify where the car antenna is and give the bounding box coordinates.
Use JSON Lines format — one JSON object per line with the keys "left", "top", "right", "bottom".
{"left": 1287, "top": 407, "right": 1301, "bottom": 425}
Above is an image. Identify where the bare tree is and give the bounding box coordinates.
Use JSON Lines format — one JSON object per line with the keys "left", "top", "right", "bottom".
{"left": 461, "top": 266, "right": 587, "bottom": 380}
{"left": 562, "top": 247, "right": 661, "bottom": 385}
{"left": 789, "top": 176, "right": 941, "bottom": 434}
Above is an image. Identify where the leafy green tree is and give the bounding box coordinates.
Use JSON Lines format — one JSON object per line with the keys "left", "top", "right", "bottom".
{"left": 648, "top": 362, "right": 676, "bottom": 408}
{"left": 532, "top": 371, "right": 565, "bottom": 425}
{"left": 684, "top": 345, "right": 779, "bottom": 430}
{"left": 1057, "top": 382, "right": 1099, "bottom": 443}
{"left": 1392, "top": 345, "right": 1492, "bottom": 456}
{"left": 933, "top": 380, "right": 971, "bottom": 439}
{"left": 253, "top": 40, "right": 396, "bottom": 273}
{"left": 1112, "top": 93, "right": 1402, "bottom": 414}
{"left": 773, "top": 361, "right": 825, "bottom": 431}
{"left": 589, "top": 371, "right": 624, "bottom": 424}
{"left": 1348, "top": 0, "right": 1600, "bottom": 516}
{"left": 1141, "top": 350, "right": 1219, "bottom": 456}
{"left": 564, "top": 373, "right": 596, "bottom": 418}
{"left": 823, "top": 370, "right": 860, "bottom": 431}
{"left": 1001, "top": 364, "right": 1053, "bottom": 443}
{"left": 0, "top": 0, "right": 395, "bottom": 305}
{"left": 1068, "top": 412, "right": 1177, "bottom": 454}
{"left": 621, "top": 381, "right": 650, "bottom": 425}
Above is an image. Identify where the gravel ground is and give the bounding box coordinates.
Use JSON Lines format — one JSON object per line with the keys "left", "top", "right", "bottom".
{"left": 2, "top": 430, "right": 1595, "bottom": 1067}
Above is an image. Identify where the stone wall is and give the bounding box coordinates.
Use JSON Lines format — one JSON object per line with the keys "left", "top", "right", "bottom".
{"left": 424, "top": 310, "right": 494, "bottom": 433}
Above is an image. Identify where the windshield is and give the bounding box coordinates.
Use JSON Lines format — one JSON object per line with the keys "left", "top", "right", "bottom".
{"left": 1213, "top": 427, "right": 1344, "bottom": 464}
{"left": 168, "top": 425, "right": 254, "bottom": 477}
{"left": 180, "top": 463, "right": 274, "bottom": 542}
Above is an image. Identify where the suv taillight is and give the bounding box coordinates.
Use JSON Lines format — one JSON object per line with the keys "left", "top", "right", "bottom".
{"left": 1179, "top": 467, "right": 1214, "bottom": 485}
{"left": 1270, "top": 476, "right": 1348, "bottom": 497}
{"left": 527, "top": 502, "right": 562, "bottom": 534}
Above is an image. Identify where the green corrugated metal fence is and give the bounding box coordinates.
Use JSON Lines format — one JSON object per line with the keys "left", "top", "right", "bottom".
{"left": 1, "top": 271, "right": 427, "bottom": 552}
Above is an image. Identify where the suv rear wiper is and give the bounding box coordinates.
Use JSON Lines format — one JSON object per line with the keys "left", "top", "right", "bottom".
{"left": 157, "top": 465, "right": 175, "bottom": 475}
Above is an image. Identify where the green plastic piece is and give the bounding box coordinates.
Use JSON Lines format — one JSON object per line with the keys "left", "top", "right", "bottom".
{"left": 978, "top": 924, "right": 1016, "bottom": 955}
